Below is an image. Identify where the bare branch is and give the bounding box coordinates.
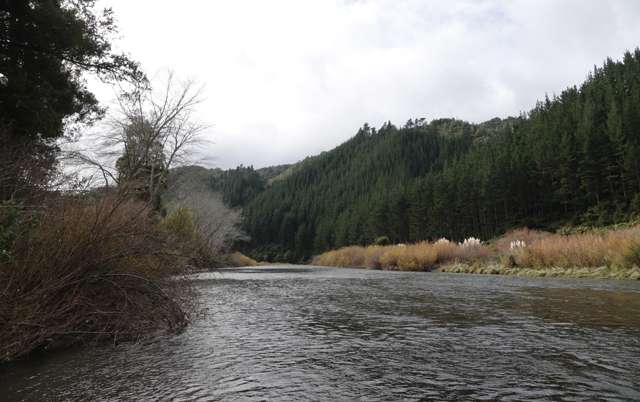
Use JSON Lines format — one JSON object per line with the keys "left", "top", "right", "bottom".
{"left": 67, "top": 71, "right": 208, "bottom": 204}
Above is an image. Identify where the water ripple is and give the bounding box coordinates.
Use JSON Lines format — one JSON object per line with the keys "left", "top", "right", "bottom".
{"left": 1, "top": 267, "right": 640, "bottom": 401}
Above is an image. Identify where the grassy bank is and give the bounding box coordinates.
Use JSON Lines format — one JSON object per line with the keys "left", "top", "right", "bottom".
{"left": 311, "top": 227, "right": 640, "bottom": 279}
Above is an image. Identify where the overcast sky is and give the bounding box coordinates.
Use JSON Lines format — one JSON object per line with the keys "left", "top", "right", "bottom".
{"left": 94, "top": 0, "right": 640, "bottom": 169}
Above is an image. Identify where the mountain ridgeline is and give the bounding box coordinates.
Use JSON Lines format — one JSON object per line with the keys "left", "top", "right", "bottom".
{"left": 233, "top": 50, "right": 640, "bottom": 262}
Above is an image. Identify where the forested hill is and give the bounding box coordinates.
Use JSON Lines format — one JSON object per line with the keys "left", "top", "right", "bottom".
{"left": 166, "top": 164, "right": 291, "bottom": 209}
{"left": 240, "top": 49, "right": 640, "bottom": 263}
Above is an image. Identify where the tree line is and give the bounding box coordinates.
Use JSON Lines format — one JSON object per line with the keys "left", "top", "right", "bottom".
{"left": 211, "top": 165, "right": 266, "bottom": 208}
{"left": 239, "top": 49, "right": 640, "bottom": 262}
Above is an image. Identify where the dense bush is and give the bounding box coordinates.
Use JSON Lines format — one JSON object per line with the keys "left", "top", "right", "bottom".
{"left": 0, "top": 194, "right": 192, "bottom": 362}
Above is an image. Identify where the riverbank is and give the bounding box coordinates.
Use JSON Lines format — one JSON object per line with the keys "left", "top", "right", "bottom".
{"left": 306, "top": 262, "right": 640, "bottom": 280}
{"left": 311, "top": 226, "right": 640, "bottom": 280}
{"left": 437, "top": 263, "right": 640, "bottom": 280}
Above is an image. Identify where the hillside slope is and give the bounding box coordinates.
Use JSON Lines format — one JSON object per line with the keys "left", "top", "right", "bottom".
{"left": 241, "top": 49, "right": 640, "bottom": 262}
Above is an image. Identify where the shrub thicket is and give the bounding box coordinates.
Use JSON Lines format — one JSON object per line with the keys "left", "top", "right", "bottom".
{"left": 0, "top": 194, "right": 193, "bottom": 362}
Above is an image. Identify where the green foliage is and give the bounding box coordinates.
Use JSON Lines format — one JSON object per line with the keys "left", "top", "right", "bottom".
{"left": 242, "top": 49, "right": 640, "bottom": 262}
{"left": 374, "top": 236, "right": 391, "bottom": 246}
{"left": 256, "top": 164, "right": 292, "bottom": 183}
{"left": 0, "top": 0, "right": 143, "bottom": 141}
{"left": 160, "top": 208, "right": 198, "bottom": 244}
{"left": 0, "top": 0, "right": 143, "bottom": 201}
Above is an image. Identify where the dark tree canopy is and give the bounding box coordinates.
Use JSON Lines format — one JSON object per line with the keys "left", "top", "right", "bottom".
{"left": 0, "top": 0, "right": 143, "bottom": 200}
{"left": 0, "top": 0, "right": 143, "bottom": 141}
{"left": 212, "top": 165, "right": 266, "bottom": 208}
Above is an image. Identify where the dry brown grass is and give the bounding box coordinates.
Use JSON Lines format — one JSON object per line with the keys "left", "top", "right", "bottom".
{"left": 516, "top": 227, "right": 640, "bottom": 269}
{"left": 378, "top": 243, "right": 438, "bottom": 271}
{"left": 363, "top": 245, "right": 386, "bottom": 269}
{"left": 313, "top": 246, "right": 367, "bottom": 268}
{"left": 0, "top": 194, "right": 192, "bottom": 363}
{"left": 312, "top": 240, "right": 490, "bottom": 271}
{"left": 228, "top": 252, "right": 259, "bottom": 267}
{"left": 493, "top": 228, "right": 553, "bottom": 253}
{"left": 312, "top": 226, "right": 640, "bottom": 274}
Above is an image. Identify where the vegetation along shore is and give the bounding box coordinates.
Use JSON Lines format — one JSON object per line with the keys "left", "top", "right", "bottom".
{"left": 311, "top": 227, "right": 640, "bottom": 280}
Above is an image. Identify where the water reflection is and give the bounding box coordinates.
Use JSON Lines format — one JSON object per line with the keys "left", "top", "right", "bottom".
{"left": 1, "top": 267, "right": 639, "bottom": 401}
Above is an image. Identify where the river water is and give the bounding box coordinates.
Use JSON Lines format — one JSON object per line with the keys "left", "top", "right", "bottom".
{"left": 2, "top": 266, "right": 640, "bottom": 401}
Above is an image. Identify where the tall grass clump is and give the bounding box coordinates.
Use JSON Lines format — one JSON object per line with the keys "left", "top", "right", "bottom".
{"left": 228, "top": 252, "right": 259, "bottom": 267}
{"left": 493, "top": 228, "right": 553, "bottom": 253}
{"left": 312, "top": 226, "right": 640, "bottom": 278}
{"left": 312, "top": 238, "right": 490, "bottom": 271}
{"left": 516, "top": 226, "right": 640, "bottom": 269}
{"left": 312, "top": 246, "right": 367, "bottom": 268}
{"left": 0, "top": 194, "right": 193, "bottom": 362}
{"left": 378, "top": 242, "right": 438, "bottom": 271}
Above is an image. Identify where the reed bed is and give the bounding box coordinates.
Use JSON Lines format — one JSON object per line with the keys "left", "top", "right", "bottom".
{"left": 514, "top": 227, "right": 640, "bottom": 269}
{"left": 312, "top": 239, "right": 489, "bottom": 271}
{"left": 313, "top": 226, "right": 640, "bottom": 275}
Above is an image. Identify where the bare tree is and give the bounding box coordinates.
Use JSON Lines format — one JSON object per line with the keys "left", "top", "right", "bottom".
{"left": 169, "top": 190, "right": 246, "bottom": 252}
{"left": 68, "top": 72, "right": 208, "bottom": 205}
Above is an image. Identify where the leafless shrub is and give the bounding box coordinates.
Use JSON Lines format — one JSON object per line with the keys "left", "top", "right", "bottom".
{"left": 0, "top": 194, "right": 192, "bottom": 362}
{"left": 170, "top": 191, "right": 244, "bottom": 253}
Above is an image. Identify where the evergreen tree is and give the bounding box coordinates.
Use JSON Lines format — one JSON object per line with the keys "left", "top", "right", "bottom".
{"left": 238, "top": 49, "right": 640, "bottom": 262}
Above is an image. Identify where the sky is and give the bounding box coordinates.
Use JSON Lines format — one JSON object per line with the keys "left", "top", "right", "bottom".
{"left": 92, "top": 0, "right": 640, "bottom": 169}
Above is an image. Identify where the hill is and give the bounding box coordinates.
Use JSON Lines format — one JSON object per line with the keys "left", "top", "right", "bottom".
{"left": 240, "top": 49, "right": 640, "bottom": 262}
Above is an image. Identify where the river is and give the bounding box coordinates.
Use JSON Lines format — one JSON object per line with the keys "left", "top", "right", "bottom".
{"left": 2, "top": 266, "right": 640, "bottom": 401}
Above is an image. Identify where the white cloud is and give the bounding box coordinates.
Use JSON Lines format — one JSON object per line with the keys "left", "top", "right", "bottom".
{"left": 93, "top": 0, "right": 640, "bottom": 168}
